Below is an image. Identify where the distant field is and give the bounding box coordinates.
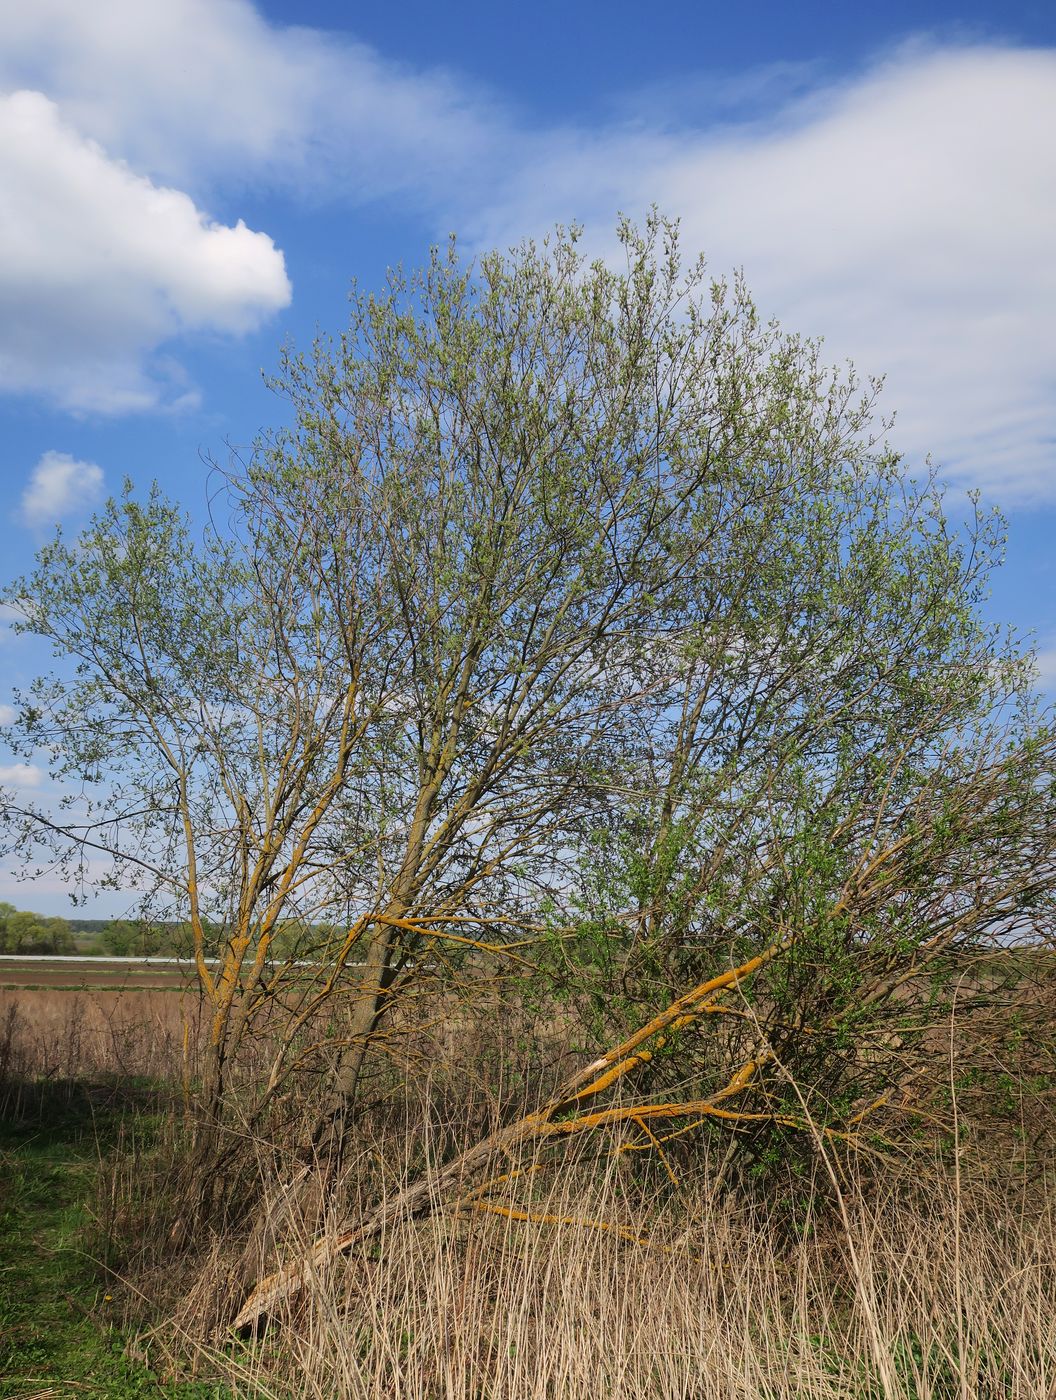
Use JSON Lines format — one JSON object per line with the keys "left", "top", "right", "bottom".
{"left": 0, "top": 959, "right": 209, "bottom": 1079}
{"left": 0, "top": 955, "right": 202, "bottom": 991}
{"left": 0, "top": 956, "right": 362, "bottom": 1081}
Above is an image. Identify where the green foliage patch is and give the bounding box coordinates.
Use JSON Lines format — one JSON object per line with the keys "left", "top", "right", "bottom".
{"left": 0, "top": 1084, "right": 226, "bottom": 1398}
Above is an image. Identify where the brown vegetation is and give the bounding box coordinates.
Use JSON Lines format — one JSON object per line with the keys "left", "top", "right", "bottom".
{"left": 4, "top": 949, "right": 1053, "bottom": 1397}
{"left": 0, "top": 984, "right": 196, "bottom": 1083}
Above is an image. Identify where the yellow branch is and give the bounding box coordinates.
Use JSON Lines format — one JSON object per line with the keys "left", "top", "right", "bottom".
{"left": 457, "top": 1164, "right": 544, "bottom": 1205}
{"left": 631, "top": 1115, "right": 681, "bottom": 1189}
{"left": 467, "top": 1198, "right": 658, "bottom": 1248}
{"left": 375, "top": 913, "right": 541, "bottom": 967}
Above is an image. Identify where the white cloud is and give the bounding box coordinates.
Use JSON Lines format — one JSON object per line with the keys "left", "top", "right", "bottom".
{"left": 0, "top": 0, "right": 475, "bottom": 414}
{"left": 0, "top": 763, "right": 43, "bottom": 789}
{"left": 0, "top": 7, "right": 1054, "bottom": 504}
{"left": 0, "top": 705, "right": 15, "bottom": 725}
{"left": 472, "top": 45, "right": 1056, "bottom": 503}
{"left": 0, "top": 0, "right": 494, "bottom": 199}
{"left": 1032, "top": 646, "right": 1056, "bottom": 691}
{"left": 19, "top": 451, "right": 104, "bottom": 528}
{"left": 0, "top": 89, "right": 291, "bottom": 412}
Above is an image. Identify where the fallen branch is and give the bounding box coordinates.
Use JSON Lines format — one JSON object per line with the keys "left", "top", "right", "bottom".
{"left": 231, "top": 938, "right": 787, "bottom": 1332}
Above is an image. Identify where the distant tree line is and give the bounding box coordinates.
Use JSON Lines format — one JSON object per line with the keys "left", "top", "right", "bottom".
{"left": 0, "top": 901, "right": 76, "bottom": 954}
{"left": 0, "top": 902, "right": 208, "bottom": 956}
{"left": 0, "top": 903, "right": 320, "bottom": 958}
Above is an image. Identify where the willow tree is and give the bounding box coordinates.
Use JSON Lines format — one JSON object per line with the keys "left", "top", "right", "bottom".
{"left": 2, "top": 216, "right": 1053, "bottom": 1236}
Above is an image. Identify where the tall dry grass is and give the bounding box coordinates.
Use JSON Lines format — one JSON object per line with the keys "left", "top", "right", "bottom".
{"left": 0, "top": 984, "right": 200, "bottom": 1084}
{"left": 6, "top": 980, "right": 1055, "bottom": 1398}
{"left": 89, "top": 1052, "right": 1053, "bottom": 1400}
{"left": 134, "top": 1147, "right": 1055, "bottom": 1400}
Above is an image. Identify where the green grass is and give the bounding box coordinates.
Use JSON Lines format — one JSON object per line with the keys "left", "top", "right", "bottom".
{"left": 0, "top": 1082, "right": 226, "bottom": 1398}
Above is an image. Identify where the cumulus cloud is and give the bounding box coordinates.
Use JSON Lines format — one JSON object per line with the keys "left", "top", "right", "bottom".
{"left": 0, "top": 89, "right": 291, "bottom": 412}
{"left": 0, "top": 5, "right": 1054, "bottom": 502}
{"left": 0, "top": 0, "right": 476, "bottom": 415}
{"left": 0, "top": 705, "right": 15, "bottom": 725}
{"left": 20, "top": 451, "right": 104, "bottom": 528}
{"left": 0, "top": 763, "right": 43, "bottom": 789}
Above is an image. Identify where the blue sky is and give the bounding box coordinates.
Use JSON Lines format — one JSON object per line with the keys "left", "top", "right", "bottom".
{"left": 1, "top": 0, "right": 1055, "bottom": 913}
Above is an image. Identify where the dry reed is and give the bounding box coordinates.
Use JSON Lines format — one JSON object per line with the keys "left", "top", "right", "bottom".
{"left": 7, "top": 981, "right": 1055, "bottom": 1399}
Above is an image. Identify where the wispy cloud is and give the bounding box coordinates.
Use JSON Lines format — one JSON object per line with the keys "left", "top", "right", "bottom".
{"left": 0, "top": 603, "right": 22, "bottom": 644}
{"left": 1, "top": 5, "right": 1054, "bottom": 504}
{"left": 470, "top": 44, "right": 1056, "bottom": 504}
{"left": 1032, "top": 646, "right": 1056, "bottom": 692}
{"left": 19, "top": 450, "right": 104, "bottom": 528}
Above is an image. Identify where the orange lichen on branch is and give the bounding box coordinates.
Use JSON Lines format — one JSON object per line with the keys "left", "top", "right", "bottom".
{"left": 457, "top": 1165, "right": 544, "bottom": 1205}
{"left": 613, "top": 1117, "right": 713, "bottom": 1152}
{"left": 557, "top": 942, "right": 790, "bottom": 1110}
{"left": 232, "top": 935, "right": 796, "bottom": 1332}
{"left": 546, "top": 1100, "right": 849, "bottom": 1137}
{"left": 466, "top": 1198, "right": 658, "bottom": 1248}
{"left": 375, "top": 913, "right": 542, "bottom": 967}
{"left": 631, "top": 1114, "right": 681, "bottom": 1188}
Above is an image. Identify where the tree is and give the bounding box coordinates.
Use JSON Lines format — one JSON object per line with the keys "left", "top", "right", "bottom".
{"left": 0, "top": 902, "right": 75, "bottom": 954}
{"left": 2, "top": 216, "right": 1053, "bottom": 1246}
{"left": 98, "top": 918, "right": 170, "bottom": 957}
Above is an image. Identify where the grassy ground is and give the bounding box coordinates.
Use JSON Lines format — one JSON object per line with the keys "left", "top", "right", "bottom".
{"left": 0, "top": 1082, "right": 225, "bottom": 1399}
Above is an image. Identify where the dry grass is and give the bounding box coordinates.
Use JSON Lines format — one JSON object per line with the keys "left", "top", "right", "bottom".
{"left": 6, "top": 978, "right": 1056, "bottom": 1399}
{"left": 0, "top": 985, "right": 200, "bottom": 1083}
{"left": 137, "top": 1148, "right": 1056, "bottom": 1400}
{"left": 92, "top": 1053, "right": 1055, "bottom": 1400}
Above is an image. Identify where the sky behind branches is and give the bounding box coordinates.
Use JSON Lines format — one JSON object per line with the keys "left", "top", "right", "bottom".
{"left": 1, "top": 0, "right": 1055, "bottom": 911}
